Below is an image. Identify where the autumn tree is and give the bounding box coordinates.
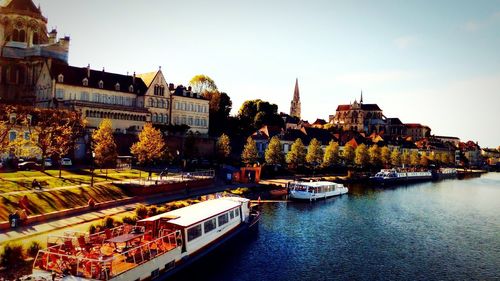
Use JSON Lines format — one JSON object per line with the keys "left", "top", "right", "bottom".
{"left": 189, "top": 74, "right": 218, "bottom": 94}
{"left": 265, "top": 136, "right": 283, "bottom": 166}
{"left": 216, "top": 133, "right": 232, "bottom": 163}
{"left": 420, "top": 155, "right": 429, "bottom": 167}
{"left": 380, "top": 146, "right": 391, "bottom": 167}
{"left": 410, "top": 150, "right": 420, "bottom": 167}
{"left": 343, "top": 143, "right": 355, "bottom": 166}
{"left": 440, "top": 153, "right": 451, "bottom": 165}
{"left": 237, "top": 99, "right": 284, "bottom": 131}
{"left": 390, "top": 149, "right": 401, "bottom": 167}
{"left": 286, "top": 138, "right": 306, "bottom": 168}
{"left": 131, "top": 123, "right": 166, "bottom": 173}
{"left": 241, "top": 137, "right": 258, "bottom": 165}
{"left": 306, "top": 138, "right": 323, "bottom": 167}
{"left": 203, "top": 91, "right": 232, "bottom": 137}
{"left": 368, "top": 145, "right": 381, "bottom": 167}
{"left": 354, "top": 143, "right": 369, "bottom": 167}
{"left": 401, "top": 151, "right": 411, "bottom": 166}
{"left": 92, "top": 119, "right": 117, "bottom": 179}
{"left": 323, "top": 140, "right": 340, "bottom": 167}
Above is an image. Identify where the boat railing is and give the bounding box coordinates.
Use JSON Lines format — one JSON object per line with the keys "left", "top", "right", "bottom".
{"left": 33, "top": 230, "right": 180, "bottom": 280}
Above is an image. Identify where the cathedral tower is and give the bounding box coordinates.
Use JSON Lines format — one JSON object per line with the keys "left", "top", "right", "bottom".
{"left": 290, "top": 78, "right": 301, "bottom": 118}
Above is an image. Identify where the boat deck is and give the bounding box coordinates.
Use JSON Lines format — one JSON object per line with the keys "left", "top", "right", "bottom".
{"left": 33, "top": 225, "right": 180, "bottom": 280}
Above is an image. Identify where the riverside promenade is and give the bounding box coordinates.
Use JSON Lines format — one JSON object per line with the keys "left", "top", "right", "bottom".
{"left": 0, "top": 180, "right": 256, "bottom": 246}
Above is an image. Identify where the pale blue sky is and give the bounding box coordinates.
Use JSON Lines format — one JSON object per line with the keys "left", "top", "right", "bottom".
{"left": 36, "top": 0, "right": 500, "bottom": 147}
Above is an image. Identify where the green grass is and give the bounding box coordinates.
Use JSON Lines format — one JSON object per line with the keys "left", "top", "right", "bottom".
{"left": 0, "top": 169, "right": 160, "bottom": 193}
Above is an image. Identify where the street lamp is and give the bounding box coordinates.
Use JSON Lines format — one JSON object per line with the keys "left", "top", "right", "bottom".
{"left": 90, "top": 151, "right": 95, "bottom": 187}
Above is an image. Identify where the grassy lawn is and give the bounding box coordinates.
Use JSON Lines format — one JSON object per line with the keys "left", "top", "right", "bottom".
{"left": 0, "top": 169, "right": 160, "bottom": 193}
{"left": 0, "top": 183, "right": 129, "bottom": 221}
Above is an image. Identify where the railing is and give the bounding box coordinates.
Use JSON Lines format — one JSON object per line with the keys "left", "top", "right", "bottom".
{"left": 116, "top": 169, "right": 215, "bottom": 186}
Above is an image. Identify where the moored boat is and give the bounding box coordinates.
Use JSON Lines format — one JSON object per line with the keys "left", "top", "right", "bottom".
{"left": 370, "top": 169, "right": 432, "bottom": 186}
{"left": 31, "top": 197, "right": 260, "bottom": 280}
{"left": 432, "top": 168, "right": 457, "bottom": 180}
{"left": 288, "top": 181, "right": 348, "bottom": 201}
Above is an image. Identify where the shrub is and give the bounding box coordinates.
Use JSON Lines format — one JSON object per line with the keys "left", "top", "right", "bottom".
{"left": 89, "top": 224, "right": 97, "bottom": 234}
{"left": 102, "top": 216, "right": 115, "bottom": 229}
{"left": 1, "top": 243, "right": 24, "bottom": 267}
{"left": 135, "top": 204, "right": 148, "bottom": 219}
{"left": 147, "top": 206, "right": 158, "bottom": 217}
{"left": 27, "top": 241, "right": 42, "bottom": 258}
{"left": 121, "top": 215, "right": 137, "bottom": 225}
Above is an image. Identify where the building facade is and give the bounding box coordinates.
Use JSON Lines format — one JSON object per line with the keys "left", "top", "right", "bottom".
{"left": 137, "top": 69, "right": 171, "bottom": 126}
{"left": 290, "top": 78, "right": 301, "bottom": 119}
{"left": 171, "top": 85, "right": 209, "bottom": 135}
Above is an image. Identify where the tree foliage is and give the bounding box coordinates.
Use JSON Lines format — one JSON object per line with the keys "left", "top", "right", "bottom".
{"left": 401, "top": 151, "right": 411, "bottom": 166}
{"left": 410, "top": 150, "right": 420, "bottom": 167}
{"left": 343, "top": 143, "right": 355, "bottom": 166}
{"left": 204, "top": 91, "right": 232, "bottom": 137}
{"left": 368, "top": 145, "right": 381, "bottom": 166}
{"left": 286, "top": 138, "right": 306, "bottom": 168}
{"left": 189, "top": 74, "right": 217, "bottom": 94}
{"left": 323, "top": 140, "right": 340, "bottom": 167}
{"left": 131, "top": 123, "right": 166, "bottom": 167}
{"left": 216, "top": 133, "right": 232, "bottom": 161}
{"left": 354, "top": 143, "right": 369, "bottom": 167}
{"left": 265, "top": 136, "right": 283, "bottom": 165}
{"left": 241, "top": 137, "right": 258, "bottom": 165}
{"left": 306, "top": 138, "right": 323, "bottom": 166}
{"left": 92, "top": 119, "right": 117, "bottom": 170}
{"left": 237, "top": 99, "right": 284, "bottom": 130}
{"left": 390, "top": 149, "right": 401, "bottom": 167}
{"left": 380, "top": 146, "right": 391, "bottom": 167}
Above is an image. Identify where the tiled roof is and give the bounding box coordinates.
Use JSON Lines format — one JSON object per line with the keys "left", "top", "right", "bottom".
{"left": 50, "top": 63, "right": 148, "bottom": 95}
{"left": 4, "top": 0, "right": 40, "bottom": 14}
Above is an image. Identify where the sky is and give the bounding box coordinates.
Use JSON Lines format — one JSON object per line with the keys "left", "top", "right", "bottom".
{"left": 30, "top": 0, "right": 500, "bottom": 147}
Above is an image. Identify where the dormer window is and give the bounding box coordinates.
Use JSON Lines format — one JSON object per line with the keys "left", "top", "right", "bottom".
{"left": 129, "top": 85, "right": 134, "bottom": 92}
{"left": 115, "top": 83, "right": 120, "bottom": 91}
{"left": 98, "top": 80, "right": 104, "bottom": 89}
{"left": 57, "top": 74, "right": 64, "bottom": 83}
{"left": 82, "top": 78, "right": 89, "bottom": 86}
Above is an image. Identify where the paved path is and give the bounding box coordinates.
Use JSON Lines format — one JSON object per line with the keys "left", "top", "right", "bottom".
{"left": 0, "top": 182, "right": 256, "bottom": 245}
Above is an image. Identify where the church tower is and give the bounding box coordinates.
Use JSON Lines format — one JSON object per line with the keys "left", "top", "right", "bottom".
{"left": 290, "top": 78, "right": 301, "bottom": 118}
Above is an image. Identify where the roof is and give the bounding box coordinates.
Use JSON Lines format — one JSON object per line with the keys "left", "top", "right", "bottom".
{"left": 301, "top": 127, "right": 334, "bottom": 145}
{"left": 312, "top": 118, "right": 327, "bottom": 125}
{"left": 141, "top": 198, "right": 247, "bottom": 227}
{"left": 336, "top": 104, "right": 382, "bottom": 111}
{"left": 50, "top": 63, "right": 148, "bottom": 95}
{"left": 3, "top": 0, "right": 39, "bottom": 13}
{"left": 136, "top": 71, "right": 158, "bottom": 87}
{"left": 172, "top": 85, "right": 208, "bottom": 100}
{"left": 292, "top": 181, "right": 340, "bottom": 187}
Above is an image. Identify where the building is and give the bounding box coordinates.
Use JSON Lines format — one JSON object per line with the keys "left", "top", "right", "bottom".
{"left": 459, "top": 141, "right": 482, "bottom": 167}
{"left": 329, "top": 92, "right": 386, "bottom": 135}
{"left": 404, "top": 123, "right": 431, "bottom": 141}
{"left": 289, "top": 78, "right": 301, "bottom": 119}
{"left": 137, "top": 69, "right": 171, "bottom": 126}
{"left": 433, "top": 135, "right": 460, "bottom": 148}
{"left": 170, "top": 85, "right": 209, "bottom": 135}
{"left": 0, "top": 0, "right": 69, "bottom": 104}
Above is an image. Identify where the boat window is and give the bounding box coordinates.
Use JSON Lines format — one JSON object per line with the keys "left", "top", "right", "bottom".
{"left": 218, "top": 213, "right": 229, "bottom": 226}
{"left": 151, "top": 268, "right": 159, "bottom": 279}
{"left": 204, "top": 218, "right": 216, "bottom": 233}
{"left": 235, "top": 208, "right": 240, "bottom": 217}
{"left": 229, "top": 210, "right": 235, "bottom": 220}
{"left": 187, "top": 224, "right": 202, "bottom": 241}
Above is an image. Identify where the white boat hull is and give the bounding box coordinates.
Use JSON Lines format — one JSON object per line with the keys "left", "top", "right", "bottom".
{"left": 289, "top": 187, "right": 348, "bottom": 201}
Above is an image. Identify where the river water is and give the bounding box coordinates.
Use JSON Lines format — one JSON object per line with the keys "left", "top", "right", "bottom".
{"left": 172, "top": 173, "right": 500, "bottom": 281}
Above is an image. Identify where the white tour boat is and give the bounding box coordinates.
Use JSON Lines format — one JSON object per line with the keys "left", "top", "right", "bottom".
{"left": 288, "top": 181, "right": 348, "bottom": 201}
{"left": 370, "top": 169, "right": 433, "bottom": 185}
{"left": 32, "top": 197, "right": 260, "bottom": 280}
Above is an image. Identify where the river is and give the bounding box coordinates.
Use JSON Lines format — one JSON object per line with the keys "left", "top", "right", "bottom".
{"left": 172, "top": 173, "right": 500, "bottom": 281}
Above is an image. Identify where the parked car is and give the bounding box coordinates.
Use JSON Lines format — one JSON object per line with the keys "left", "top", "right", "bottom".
{"left": 18, "top": 161, "right": 41, "bottom": 171}
{"left": 60, "top": 158, "right": 73, "bottom": 166}
{"left": 44, "top": 158, "right": 53, "bottom": 167}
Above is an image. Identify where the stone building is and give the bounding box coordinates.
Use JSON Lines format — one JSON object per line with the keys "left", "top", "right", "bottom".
{"left": 329, "top": 93, "right": 386, "bottom": 135}
{"left": 0, "top": 0, "right": 69, "bottom": 104}
{"left": 171, "top": 85, "right": 209, "bottom": 135}
{"left": 289, "top": 78, "right": 301, "bottom": 119}
{"left": 137, "top": 69, "right": 171, "bottom": 126}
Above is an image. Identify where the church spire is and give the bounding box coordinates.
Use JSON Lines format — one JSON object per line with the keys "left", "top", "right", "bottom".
{"left": 360, "top": 90, "right": 363, "bottom": 104}
{"left": 290, "top": 78, "right": 301, "bottom": 119}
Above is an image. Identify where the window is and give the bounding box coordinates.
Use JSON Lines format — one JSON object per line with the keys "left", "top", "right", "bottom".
{"left": 9, "top": 131, "right": 17, "bottom": 141}
{"left": 175, "top": 102, "right": 179, "bottom": 110}
{"left": 57, "top": 74, "right": 64, "bottom": 83}
{"left": 56, "top": 89, "right": 64, "bottom": 99}
{"left": 129, "top": 85, "right": 134, "bottom": 92}
{"left": 82, "top": 78, "right": 89, "bottom": 86}
{"left": 218, "top": 213, "right": 229, "bottom": 226}
{"left": 24, "top": 132, "right": 30, "bottom": 140}
{"left": 235, "top": 208, "right": 240, "bottom": 217}
{"left": 151, "top": 269, "right": 159, "bottom": 279}
{"left": 204, "top": 218, "right": 217, "bottom": 234}
{"left": 229, "top": 210, "right": 234, "bottom": 220}
{"left": 80, "top": 92, "right": 89, "bottom": 101}
{"left": 187, "top": 224, "right": 202, "bottom": 241}
{"left": 188, "top": 117, "right": 193, "bottom": 126}
{"left": 115, "top": 83, "right": 120, "bottom": 91}
{"left": 98, "top": 80, "right": 104, "bottom": 89}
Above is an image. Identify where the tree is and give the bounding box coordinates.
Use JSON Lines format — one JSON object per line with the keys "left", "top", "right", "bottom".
{"left": 265, "top": 136, "right": 283, "bottom": 166}
{"left": 323, "top": 140, "right": 340, "bottom": 167}
{"left": 204, "top": 91, "right": 232, "bottom": 137}
{"left": 440, "top": 153, "right": 451, "bottom": 165}
{"left": 420, "top": 155, "right": 429, "bottom": 167}
{"left": 306, "top": 138, "right": 323, "bottom": 167}
{"left": 368, "top": 145, "right": 381, "bottom": 167}
{"left": 390, "top": 149, "right": 401, "bottom": 167}
{"left": 354, "top": 143, "right": 369, "bottom": 167}
{"left": 92, "top": 119, "right": 117, "bottom": 179}
{"left": 343, "top": 143, "right": 355, "bottom": 166}
{"left": 380, "top": 146, "right": 391, "bottom": 167}
{"left": 241, "top": 137, "right": 258, "bottom": 165}
{"left": 237, "top": 99, "right": 284, "bottom": 131}
{"left": 401, "top": 151, "right": 411, "bottom": 166}
{"left": 189, "top": 74, "right": 217, "bottom": 94}
{"left": 131, "top": 123, "right": 166, "bottom": 172}
{"left": 410, "top": 150, "right": 420, "bottom": 167}
{"left": 286, "top": 138, "right": 306, "bottom": 168}
{"left": 216, "top": 134, "right": 232, "bottom": 162}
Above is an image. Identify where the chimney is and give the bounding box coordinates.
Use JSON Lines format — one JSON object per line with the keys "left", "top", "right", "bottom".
{"left": 169, "top": 83, "right": 174, "bottom": 91}
{"left": 102, "top": 67, "right": 105, "bottom": 72}
{"left": 48, "top": 29, "right": 57, "bottom": 44}
{"left": 133, "top": 72, "right": 136, "bottom": 84}
{"left": 87, "top": 64, "right": 90, "bottom": 78}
